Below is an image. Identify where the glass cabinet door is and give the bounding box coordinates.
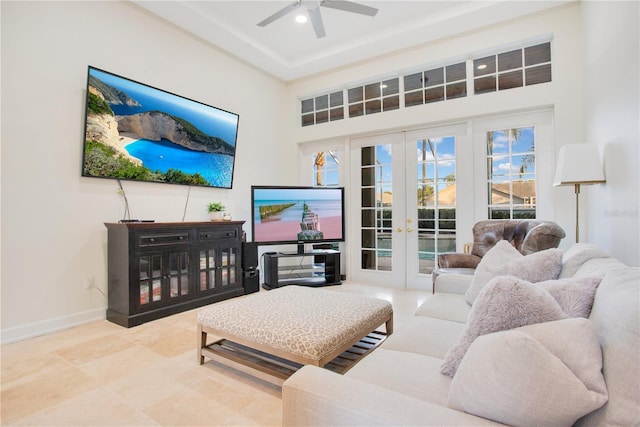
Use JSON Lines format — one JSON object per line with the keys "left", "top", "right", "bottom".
{"left": 199, "top": 248, "right": 217, "bottom": 291}
{"left": 138, "top": 254, "right": 163, "bottom": 306}
{"left": 168, "top": 251, "right": 189, "bottom": 298}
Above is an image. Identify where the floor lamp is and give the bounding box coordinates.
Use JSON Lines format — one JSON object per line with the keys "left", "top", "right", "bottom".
{"left": 553, "top": 144, "right": 606, "bottom": 243}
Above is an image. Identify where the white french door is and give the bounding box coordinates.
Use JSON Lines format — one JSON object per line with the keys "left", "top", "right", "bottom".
{"left": 349, "top": 125, "right": 465, "bottom": 290}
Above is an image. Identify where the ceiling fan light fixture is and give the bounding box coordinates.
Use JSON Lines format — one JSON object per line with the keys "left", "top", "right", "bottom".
{"left": 295, "top": 14, "right": 308, "bottom": 23}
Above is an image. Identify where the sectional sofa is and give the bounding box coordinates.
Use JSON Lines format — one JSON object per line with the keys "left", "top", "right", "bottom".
{"left": 282, "top": 243, "right": 640, "bottom": 426}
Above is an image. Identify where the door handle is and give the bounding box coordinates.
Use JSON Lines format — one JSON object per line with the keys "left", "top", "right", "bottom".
{"left": 396, "top": 227, "right": 403, "bottom": 233}
{"left": 407, "top": 227, "right": 413, "bottom": 233}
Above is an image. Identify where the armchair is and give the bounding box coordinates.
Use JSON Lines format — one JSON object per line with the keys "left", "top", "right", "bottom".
{"left": 437, "top": 220, "right": 566, "bottom": 271}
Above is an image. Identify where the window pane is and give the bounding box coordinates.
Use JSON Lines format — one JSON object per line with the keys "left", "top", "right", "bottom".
{"left": 329, "top": 107, "right": 344, "bottom": 121}
{"left": 301, "top": 113, "right": 314, "bottom": 127}
{"left": 498, "top": 70, "right": 523, "bottom": 90}
{"left": 301, "top": 98, "right": 314, "bottom": 114}
{"left": 474, "top": 76, "right": 496, "bottom": 94}
{"left": 525, "top": 42, "right": 551, "bottom": 66}
{"left": 526, "top": 64, "right": 552, "bottom": 85}
{"left": 474, "top": 56, "right": 496, "bottom": 76}
{"left": 361, "top": 209, "right": 375, "bottom": 227}
{"left": 446, "top": 62, "right": 466, "bottom": 81}
{"left": 365, "top": 99, "right": 381, "bottom": 114}
{"left": 405, "top": 91, "right": 423, "bottom": 107}
{"left": 404, "top": 72, "right": 423, "bottom": 91}
{"left": 329, "top": 91, "right": 343, "bottom": 107}
{"left": 361, "top": 167, "right": 374, "bottom": 187}
{"left": 348, "top": 86, "right": 363, "bottom": 103}
{"left": 498, "top": 49, "right": 522, "bottom": 71}
{"left": 315, "top": 94, "right": 328, "bottom": 110}
{"left": 382, "top": 96, "right": 399, "bottom": 111}
{"left": 424, "top": 68, "right": 444, "bottom": 87}
{"left": 382, "top": 78, "right": 399, "bottom": 95}
{"left": 315, "top": 110, "right": 328, "bottom": 124}
{"left": 365, "top": 83, "right": 381, "bottom": 100}
{"left": 446, "top": 82, "right": 466, "bottom": 99}
{"left": 349, "top": 103, "right": 364, "bottom": 117}
{"left": 425, "top": 86, "right": 445, "bottom": 103}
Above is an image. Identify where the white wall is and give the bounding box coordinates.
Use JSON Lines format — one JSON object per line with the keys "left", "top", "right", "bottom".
{"left": 581, "top": 1, "right": 640, "bottom": 266}
{"left": 286, "top": 4, "right": 584, "bottom": 248}
{"left": 0, "top": 1, "right": 292, "bottom": 343}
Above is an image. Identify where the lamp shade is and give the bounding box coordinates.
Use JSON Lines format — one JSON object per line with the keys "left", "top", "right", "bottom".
{"left": 553, "top": 144, "right": 606, "bottom": 186}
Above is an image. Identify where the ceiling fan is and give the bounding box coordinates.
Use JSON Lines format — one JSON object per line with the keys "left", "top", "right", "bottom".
{"left": 257, "top": 0, "right": 378, "bottom": 39}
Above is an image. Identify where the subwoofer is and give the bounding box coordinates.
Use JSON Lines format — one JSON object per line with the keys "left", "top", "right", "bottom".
{"left": 243, "top": 269, "right": 260, "bottom": 294}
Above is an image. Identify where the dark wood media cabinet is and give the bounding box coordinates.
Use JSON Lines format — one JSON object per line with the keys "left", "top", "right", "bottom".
{"left": 105, "top": 221, "right": 247, "bottom": 327}
{"left": 262, "top": 250, "right": 341, "bottom": 289}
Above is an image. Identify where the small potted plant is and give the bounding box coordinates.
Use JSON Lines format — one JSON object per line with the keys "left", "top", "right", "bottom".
{"left": 207, "top": 202, "right": 225, "bottom": 221}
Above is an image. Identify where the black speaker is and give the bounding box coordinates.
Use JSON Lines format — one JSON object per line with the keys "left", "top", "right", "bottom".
{"left": 242, "top": 242, "right": 258, "bottom": 270}
{"left": 243, "top": 269, "right": 260, "bottom": 294}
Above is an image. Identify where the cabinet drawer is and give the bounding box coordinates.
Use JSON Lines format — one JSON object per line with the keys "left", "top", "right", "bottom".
{"left": 137, "top": 232, "right": 190, "bottom": 247}
{"left": 199, "top": 228, "right": 238, "bottom": 241}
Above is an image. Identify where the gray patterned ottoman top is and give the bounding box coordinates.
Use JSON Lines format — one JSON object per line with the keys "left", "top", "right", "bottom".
{"left": 198, "top": 285, "right": 392, "bottom": 362}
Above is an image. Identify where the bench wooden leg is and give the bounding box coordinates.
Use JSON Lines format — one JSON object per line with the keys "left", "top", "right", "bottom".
{"left": 197, "top": 323, "right": 206, "bottom": 365}
{"left": 385, "top": 313, "right": 394, "bottom": 335}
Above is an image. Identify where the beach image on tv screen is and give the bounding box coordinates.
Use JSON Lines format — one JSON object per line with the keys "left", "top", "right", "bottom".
{"left": 82, "top": 67, "right": 238, "bottom": 188}
{"left": 253, "top": 188, "right": 343, "bottom": 243}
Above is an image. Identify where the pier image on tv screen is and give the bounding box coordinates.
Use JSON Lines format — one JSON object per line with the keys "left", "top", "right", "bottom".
{"left": 82, "top": 66, "right": 239, "bottom": 189}
{"left": 252, "top": 186, "right": 345, "bottom": 245}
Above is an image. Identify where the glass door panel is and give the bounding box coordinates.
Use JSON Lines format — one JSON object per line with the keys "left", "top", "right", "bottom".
{"left": 350, "top": 133, "right": 406, "bottom": 287}
{"left": 199, "top": 249, "right": 216, "bottom": 291}
{"left": 139, "top": 254, "right": 163, "bottom": 306}
{"left": 169, "top": 251, "right": 189, "bottom": 298}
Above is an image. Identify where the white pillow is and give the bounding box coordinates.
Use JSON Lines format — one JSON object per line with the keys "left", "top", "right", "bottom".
{"left": 447, "top": 318, "right": 608, "bottom": 427}
{"left": 441, "top": 275, "right": 567, "bottom": 377}
{"left": 465, "top": 241, "right": 563, "bottom": 305}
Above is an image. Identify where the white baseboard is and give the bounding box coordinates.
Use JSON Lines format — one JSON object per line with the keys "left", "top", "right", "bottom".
{"left": 1, "top": 308, "right": 106, "bottom": 345}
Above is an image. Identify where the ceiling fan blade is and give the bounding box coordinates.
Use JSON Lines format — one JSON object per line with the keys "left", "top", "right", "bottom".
{"left": 320, "top": 0, "right": 378, "bottom": 17}
{"left": 257, "top": 1, "right": 301, "bottom": 27}
{"left": 307, "top": 6, "right": 326, "bottom": 38}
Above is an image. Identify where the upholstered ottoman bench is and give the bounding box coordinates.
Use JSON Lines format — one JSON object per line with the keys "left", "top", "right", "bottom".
{"left": 197, "top": 285, "right": 393, "bottom": 385}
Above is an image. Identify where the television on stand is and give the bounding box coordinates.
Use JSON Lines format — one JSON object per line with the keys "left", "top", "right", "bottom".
{"left": 251, "top": 185, "right": 345, "bottom": 253}
{"left": 251, "top": 185, "right": 345, "bottom": 288}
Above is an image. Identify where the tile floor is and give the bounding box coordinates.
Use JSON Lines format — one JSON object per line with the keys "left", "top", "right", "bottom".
{"left": 1, "top": 283, "right": 429, "bottom": 426}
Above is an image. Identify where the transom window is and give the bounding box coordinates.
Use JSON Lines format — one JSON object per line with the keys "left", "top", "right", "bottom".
{"left": 404, "top": 62, "right": 467, "bottom": 107}
{"left": 474, "top": 42, "right": 551, "bottom": 94}
{"left": 301, "top": 91, "right": 344, "bottom": 127}
{"left": 348, "top": 78, "right": 400, "bottom": 118}
{"left": 299, "top": 41, "right": 552, "bottom": 127}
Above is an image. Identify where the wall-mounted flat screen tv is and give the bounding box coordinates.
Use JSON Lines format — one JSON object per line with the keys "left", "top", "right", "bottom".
{"left": 251, "top": 186, "right": 345, "bottom": 250}
{"left": 82, "top": 66, "right": 239, "bottom": 188}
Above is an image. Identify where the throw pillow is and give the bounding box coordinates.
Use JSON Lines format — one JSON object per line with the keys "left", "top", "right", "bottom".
{"left": 447, "top": 318, "right": 608, "bottom": 427}
{"left": 536, "top": 276, "right": 602, "bottom": 318}
{"left": 464, "top": 241, "right": 563, "bottom": 305}
{"left": 441, "top": 275, "right": 567, "bottom": 377}
{"left": 559, "top": 243, "right": 610, "bottom": 278}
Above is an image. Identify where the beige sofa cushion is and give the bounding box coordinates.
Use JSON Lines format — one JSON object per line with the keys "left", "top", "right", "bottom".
{"left": 577, "top": 267, "right": 640, "bottom": 426}
{"left": 447, "top": 318, "right": 608, "bottom": 427}
{"left": 414, "top": 293, "right": 471, "bottom": 323}
{"left": 346, "top": 348, "right": 452, "bottom": 407}
{"left": 382, "top": 316, "right": 464, "bottom": 359}
{"left": 465, "top": 241, "right": 563, "bottom": 305}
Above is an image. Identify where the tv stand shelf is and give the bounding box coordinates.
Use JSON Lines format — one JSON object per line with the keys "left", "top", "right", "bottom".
{"left": 262, "top": 250, "right": 341, "bottom": 290}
